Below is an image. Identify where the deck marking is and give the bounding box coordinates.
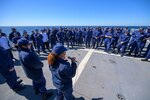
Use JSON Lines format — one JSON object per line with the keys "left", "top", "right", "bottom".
{"left": 80, "top": 49, "right": 142, "bottom": 61}
{"left": 73, "top": 49, "right": 94, "bottom": 87}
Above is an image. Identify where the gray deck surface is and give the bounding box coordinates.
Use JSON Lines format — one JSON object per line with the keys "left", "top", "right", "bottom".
{"left": 0, "top": 48, "right": 150, "bottom": 100}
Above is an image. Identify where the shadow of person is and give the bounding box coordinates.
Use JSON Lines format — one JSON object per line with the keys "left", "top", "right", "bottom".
{"left": 17, "top": 85, "right": 57, "bottom": 100}
{"left": 91, "top": 97, "right": 103, "bottom": 100}
{"left": 75, "top": 97, "right": 85, "bottom": 100}
{"left": 50, "top": 91, "right": 85, "bottom": 100}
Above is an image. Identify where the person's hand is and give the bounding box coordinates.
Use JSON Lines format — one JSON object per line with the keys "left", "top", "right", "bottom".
{"left": 121, "top": 42, "right": 124, "bottom": 44}
{"left": 70, "top": 57, "right": 77, "bottom": 62}
{"left": 9, "top": 67, "right": 15, "bottom": 72}
{"left": 109, "top": 36, "right": 112, "bottom": 38}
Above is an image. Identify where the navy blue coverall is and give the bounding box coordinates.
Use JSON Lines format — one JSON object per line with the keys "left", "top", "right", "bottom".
{"left": 19, "top": 48, "right": 47, "bottom": 94}
{"left": 0, "top": 46, "right": 20, "bottom": 90}
{"left": 50, "top": 58, "right": 77, "bottom": 100}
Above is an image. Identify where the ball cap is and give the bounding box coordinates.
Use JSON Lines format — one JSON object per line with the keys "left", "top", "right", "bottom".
{"left": 17, "top": 38, "right": 29, "bottom": 46}
{"left": 52, "top": 43, "right": 68, "bottom": 55}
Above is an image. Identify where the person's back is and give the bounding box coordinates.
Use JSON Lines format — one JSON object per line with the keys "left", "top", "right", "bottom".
{"left": 86, "top": 30, "right": 92, "bottom": 39}
{"left": 19, "top": 48, "right": 43, "bottom": 80}
{"left": 9, "top": 28, "right": 21, "bottom": 41}
{"left": 49, "top": 58, "right": 76, "bottom": 90}
{"left": 0, "top": 36, "right": 10, "bottom": 50}
{"left": 48, "top": 43, "right": 77, "bottom": 100}
{"left": 0, "top": 47, "right": 11, "bottom": 69}
{"left": 0, "top": 46, "right": 24, "bottom": 92}
{"left": 18, "top": 39, "right": 52, "bottom": 100}
{"left": 35, "top": 33, "right": 43, "bottom": 44}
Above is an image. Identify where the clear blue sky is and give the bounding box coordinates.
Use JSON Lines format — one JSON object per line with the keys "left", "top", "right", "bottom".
{"left": 0, "top": 0, "right": 150, "bottom": 26}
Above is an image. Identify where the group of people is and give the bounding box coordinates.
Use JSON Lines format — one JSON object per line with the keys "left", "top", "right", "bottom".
{"left": 0, "top": 28, "right": 79, "bottom": 100}
{"left": 0, "top": 26, "right": 150, "bottom": 100}
{"left": 2, "top": 26, "right": 150, "bottom": 59}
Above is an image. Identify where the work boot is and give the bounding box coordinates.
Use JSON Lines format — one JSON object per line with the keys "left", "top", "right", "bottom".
{"left": 121, "top": 54, "right": 124, "bottom": 57}
{"left": 13, "top": 84, "right": 25, "bottom": 93}
{"left": 42, "top": 92, "right": 53, "bottom": 100}
{"left": 141, "top": 58, "right": 148, "bottom": 61}
{"left": 126, "top": 53, "right": 131, "bottom": 56}
{"left": 17, "top": 79, "right": 23, "bottom": 84}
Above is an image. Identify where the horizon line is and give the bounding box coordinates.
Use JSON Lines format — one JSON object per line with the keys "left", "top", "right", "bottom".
{"left": 0, "top": 25, "right": 150, "bottom": 27}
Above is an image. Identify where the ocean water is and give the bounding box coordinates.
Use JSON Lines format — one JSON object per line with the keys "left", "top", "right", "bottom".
{"left": 0, "top": 26, "right": 148, "bottom": 35}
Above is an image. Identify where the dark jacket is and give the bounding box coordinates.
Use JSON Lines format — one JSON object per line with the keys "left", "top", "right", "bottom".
{"left": 119, "top": 33, "right": 130, "bottom": 44}
{"left": 49, "top": 59, "right": 77, "bottom": 90}
{"left": 86, "top": 31, "right": 93, "bottom": 40}
{"left": 0, "top": 47, "right": 14, "bottom": 71}
{"left": 9, "top": 32, "right": 21, "bottom": 41}
{"left": 35, "top": 33, "right": 43, "bottom": 44}
{"left": 19, "top": 48, "right": 43, "bottom": 80}
{"left": 12, "top": 37, "right": 21, "bottom": 44}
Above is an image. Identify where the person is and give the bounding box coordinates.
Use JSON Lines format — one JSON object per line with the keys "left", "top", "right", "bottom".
{"left": 82, "top": 28, "right": 87, "bottom": 44}
{"left": 22, "top": 30, "right": 30, "bottom": 40}
{"left": 85, "top": 28, "right": 93, "bottom": 48}
{"left": 71, "top": 29, "right": 76, "bottom": 46}
{"left": 12, "top": 32, "right": 21, "bottom": 45}
{"left": 99, "top": 27, "right": 107, "bottom": 47}
{"left": 127, "top": 30, "right": 137, "bottom": 50}
{"left": 50, "top": 28, "right": 58, "bottom": 48}
{"left": 41, "top": 30, "right": 50, "bottom": 51}
{"left": 0, "top": 29, "right": 6, "bottom": 37}
{"left": 141, "top": 43, "right": 150, "bottom": 61}
{"left": 47, "top": 43, "right": 77, "bottom": 100}
{"left": 21, "top": 31, "right": 35, "bottom": 52}
{"left": 117, "top": 30, "right": 131, "bottom": 57}
{"left": 0, "top": 32, "right": 14, "bottom": 59}
{"left": 30, "top": 30, "right": 37, "bottom": 49}
{"left": 111, "top": 28, "right": 119, "bottom": 52}
{"left": 127, "top": 28, "right": 146, "bottom": 57}
{"left": 92, "top": 28, "right": 98, "bottom": 49}
{"left": 18, "top": 38, "right": 53, "bottom": 100}
{"left": 35, "top": 29, "right": 46, "bottom": 54}
{"left": 0, "top": 46, "right": 24, "bottom": 92}
{"left": 9, "top": 28, "right": 21, "bottom": 42}
{"left": 66, "top": 29, "right": 74, "bottom": 48}
{"left": 75, "top": 29, "right": 83, "bottom": 46}
{"left": 56, "top": 28, "right": 65, "bottom": 45}
{"left": 46, "top": 28, "right": 51, "bottom": 40}
{"left": 104, "top": 28, "right": 113, "bottom": 53}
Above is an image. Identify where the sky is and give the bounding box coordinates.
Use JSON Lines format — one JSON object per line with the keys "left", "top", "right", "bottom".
{"left": 0, "top": 0, "right": 150, "bottom": 26}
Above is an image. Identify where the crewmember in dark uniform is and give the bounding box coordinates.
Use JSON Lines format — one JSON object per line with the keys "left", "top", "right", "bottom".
{"left": 31, "top": 31, "right": 37, "bottom": 49}
{"left": 56, "top": 28, "right": 65, "bottom": 45}
{"left": 12, "top": 32, "right": 21, "bottom": 45}
{"left": 66, "top": 29, "right": 74, "bottom": 48}
{"left": 127, "top": 28, "right": 146, "bottom": 57}
{"left": 111, "top": 29, "right": 119, "bottom": 52}
{"left": 104, "top": 28, "right": 113, "bottom": 53}
{"left": 34, "top": 29, "right": 45, "bottom": 54}
{"left": 48, "top": 43, "right": 77, "bottom": 100}
{"left": 0, "top": 29, "right": 6, "bottom": 37}
{"left": 0, "top": 32, "right": 15, "bottom": 59}
{"left": 141, "top": 43, "right": 150, "bottom": 61}
{"left": 18, "top": 39, "right": 53, "bottom": 100}
{"left": 117, "top": 30, "right": 131, "bottom": 56}
{"left": 9, "top": 28, "right": 21, "bottom": 42}
{"left": 85, "top": 28, "right": 93, "bottom": 48}
{"left": 0, "top": 46, "right": 24, "bottom": 92}
{"left": 50, "top": 28, "right": 58, "bottom": 48}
